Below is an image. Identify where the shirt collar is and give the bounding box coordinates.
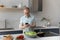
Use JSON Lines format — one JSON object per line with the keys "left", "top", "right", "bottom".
{"left": 24, "top": 15, "right": 31, "bottom": 18}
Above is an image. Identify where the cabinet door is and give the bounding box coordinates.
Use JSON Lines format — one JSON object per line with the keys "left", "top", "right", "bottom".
{"left": 28, "top": 0, "right": 38, "bottom": 12}
{"left": 32, "top": 0, "right": 38, "bottom": 12}
{"left": 41, "top": 29, "right": 59, "bottom": 34}
{"left": 38, "top": 0, "right": 42, "bottom": 11}
{"left": 29, "top": 0, "right": 42, "bottom": 12}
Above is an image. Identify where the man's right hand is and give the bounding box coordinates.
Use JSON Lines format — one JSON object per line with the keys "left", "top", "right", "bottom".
{"left": 24, "top": 24, "right": 29, "bottom": 28}
{"left": 19, "top": 24, "right": 29, "bottom": 29}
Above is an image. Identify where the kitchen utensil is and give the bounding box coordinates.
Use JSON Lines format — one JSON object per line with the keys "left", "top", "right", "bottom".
{"left": 37, "top": 32, "right": 45, "bottom": 37}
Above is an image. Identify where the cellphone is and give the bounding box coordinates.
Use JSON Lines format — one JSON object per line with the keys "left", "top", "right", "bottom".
{"left": 25, "top": 23, "right": 28, "bottom": 25}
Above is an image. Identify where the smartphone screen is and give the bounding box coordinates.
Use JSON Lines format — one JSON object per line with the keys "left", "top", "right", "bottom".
{"left": 25, "top": 23, "right": 28, "bottom": 25}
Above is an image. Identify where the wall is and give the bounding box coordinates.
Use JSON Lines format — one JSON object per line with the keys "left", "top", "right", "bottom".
{"left": 0, "top": 9, "right": 43, "bottom": 29}
{"left": 0, "top": 9, "right": 24, "bottom": 29}
{"left": 43, "top": 0, "right": 60, "bottom": 26}
{"left": 0, "top": 0, "right": 60, "bottom": 29}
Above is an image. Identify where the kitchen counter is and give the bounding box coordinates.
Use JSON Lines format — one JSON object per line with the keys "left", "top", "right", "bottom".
{"left": 0, "top": 26, "right": 59, "bottom": 35}
{"left": 0, "top": 27, "right": 59, "bottom": 40}
{"left": 25, "top": 36, "right": 59, "bottom": 40}
{"left": 34, "top": 26, "right": 59, "bottom": 29}
{"left": 0, "top": 26, "right": 59, "bottom": 32}
{"left": 34, "top": 26, "right": 59, "bottom": 35}
{"left": 0, "top": 34, "right": 59, "bottom": 40}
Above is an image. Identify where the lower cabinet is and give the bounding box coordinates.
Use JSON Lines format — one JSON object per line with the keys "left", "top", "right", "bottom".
{"left": 41, "top": 29, "right": 59, "bottom": 34}
{"left": 34, "top": 28, "right": 59, "bottom": 36}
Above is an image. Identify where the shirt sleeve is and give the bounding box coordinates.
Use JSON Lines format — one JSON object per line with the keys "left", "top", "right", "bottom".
{"left": 20, "top": 18, "right": 23, "bottom": 24}
{"left": 32, "top": 17, "right": 36, "bottom": 23}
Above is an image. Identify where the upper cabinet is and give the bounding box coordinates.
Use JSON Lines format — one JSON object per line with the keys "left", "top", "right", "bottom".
{"left": 28, "top": 0, "right": 42, "bottom": 12}
{"left": 0, "top": 0, "right": 42, "bottom": 12}
{"left": 28, "top": 0, "right": 38, "bottom": 12}
{"left": 38, "top": 0, "right": 42, "bottom": 11}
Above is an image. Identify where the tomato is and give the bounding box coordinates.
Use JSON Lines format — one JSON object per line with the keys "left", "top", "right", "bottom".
{"left": 17, "top": 35, "right": 24, "bottom": 39}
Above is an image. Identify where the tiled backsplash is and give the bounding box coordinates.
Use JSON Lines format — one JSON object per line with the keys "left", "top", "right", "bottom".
{"left": 0, "top": 19, "right": 5, "bottom": 28}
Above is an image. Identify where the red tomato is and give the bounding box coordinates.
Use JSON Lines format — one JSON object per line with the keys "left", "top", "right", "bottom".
{"left": 17, "top": 35, "right": 24, "bottom": 39}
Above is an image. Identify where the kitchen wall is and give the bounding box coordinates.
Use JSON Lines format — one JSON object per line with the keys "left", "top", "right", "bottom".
{"left": 0, "top": 0, "right": 60, "bottom": 29}
{"left": 42, "top": 0, "right": 60, "bottom": 26}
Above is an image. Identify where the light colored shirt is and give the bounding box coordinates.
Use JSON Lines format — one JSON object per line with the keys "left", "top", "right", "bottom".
{"left": 20, "top": 14, "right": 36, "bottom": 32}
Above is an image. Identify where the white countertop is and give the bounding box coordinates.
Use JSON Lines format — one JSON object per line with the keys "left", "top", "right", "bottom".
{"left": 25, "top": 36, "right": 59, "bottom": 40}
{"left": 0, "top": 34, "right": 59, "bottom": 40}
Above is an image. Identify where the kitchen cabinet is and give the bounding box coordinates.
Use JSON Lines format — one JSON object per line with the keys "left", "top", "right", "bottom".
{"left": 38, "top": 0, "right": 42, "bottom": 11}
{"left": 0, "top": 0, "right": 42, "bottom": 12}
{"left": 0, "top": 30, "right": 23, "bottom": 35}
{"left": 28, "top": 0, "right": 42, "bottom": 12}
{"left": 28, "top": 0, "right": 38, "bottom": 12}
{"left": 34, "top": 26, "right": 59, "bottom": 36}
{"left": 41, "top": 29, "right": 59, "bottom": 34}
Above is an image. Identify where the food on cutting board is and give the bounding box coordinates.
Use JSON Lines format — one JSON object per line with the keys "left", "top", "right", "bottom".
{"left": 16, "top": 35, "right": 24, "bottom": 40}
{"left": 3, "top": 34, "right": 13, "bottom": 40}
{"left": 0, "top": 4, "right": 4, "bottom": 8}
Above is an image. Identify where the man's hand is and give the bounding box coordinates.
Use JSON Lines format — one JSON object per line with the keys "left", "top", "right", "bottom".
{"left": 22, "top": 24, "right": 29, "bottom": 29}
{"left": 19, "top": 23, "right": 30, "bottom": 29}
{"left": 29, "top": 22, "right": 36, "bottom": 28}
{"left": 24, "top": 24, "right": 29, "bottom": 27}
{"left": 19, "top": 22, "right": 36, "bottom": 29}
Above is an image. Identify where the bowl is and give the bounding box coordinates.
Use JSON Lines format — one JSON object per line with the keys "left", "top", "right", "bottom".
{"left": 24, "top": 31, "right": 37, "bottom": 38}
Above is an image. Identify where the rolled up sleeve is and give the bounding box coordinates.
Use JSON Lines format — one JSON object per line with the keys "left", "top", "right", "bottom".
{"left": 20, "top": 18, "right": 23, "bottom": 25}
{"left": 32, "top": 17, "right": 36, "bottom": 23}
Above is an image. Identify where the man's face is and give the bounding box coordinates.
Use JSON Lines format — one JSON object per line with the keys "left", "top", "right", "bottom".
{"left": 24, "top": 9, "right": 30, "bottom": 16}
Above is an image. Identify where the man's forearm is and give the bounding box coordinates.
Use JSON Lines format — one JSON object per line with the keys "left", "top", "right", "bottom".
{"left": 20, "top": 26, "right": 26, "bottom": 29}
{"left": 19, "top": 24, "right": 29, "bottom": 29}
{"left": 30, "top": 24, "right": 36, "bottom": 28}
{"left": 19, "top": 24, "right": 25, "bottom": 29}
{"left": 21, "top": 26, "right": 26, "bottom": 29}
{"left": 31, "top": 23, "right": 36, "bottom": 27}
